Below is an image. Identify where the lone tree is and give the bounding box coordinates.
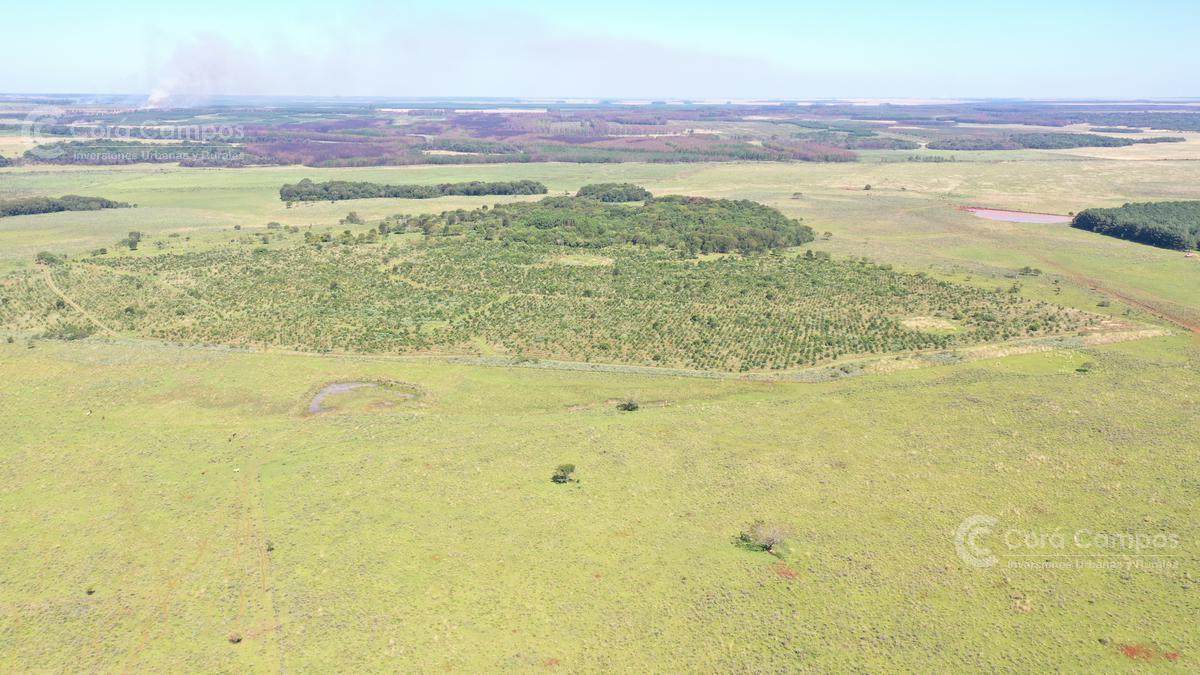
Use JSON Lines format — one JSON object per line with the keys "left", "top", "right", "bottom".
{"left": 738, "top": 520, "right": 792, "bottom": 556}
{"left": 551, "top": 464, "right": 576, "bottom": 484}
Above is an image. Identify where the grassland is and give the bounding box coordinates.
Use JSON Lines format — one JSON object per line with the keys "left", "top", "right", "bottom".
{"left": 1, "top": 137, "right": 1199, "bottom": 671}
{"left": 2, "top": 333, "right": 1196, "bottom": 672}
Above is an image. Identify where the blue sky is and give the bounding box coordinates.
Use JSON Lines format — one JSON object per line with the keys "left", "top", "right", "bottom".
{"left": 6, "top": 0, "right": 1198, "bottom": 99}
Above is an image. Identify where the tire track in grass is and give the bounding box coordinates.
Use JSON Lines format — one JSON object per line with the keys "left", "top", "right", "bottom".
{"left": 39, "top": 264, "right": 117, "bottom": 336}
{"left": 939, "top": 212, "right": 1199, "bottom": 335}
{"left": 120, "top": 536, "right": 213, "bottom": 673}
{"left": 123, "top": 447, "right": 287, "bottom": 672}
{"left": 230, "top": 450, "right": 288, "bottom": 672}
{"left": 1030, "top": 255, "right": 1200, "bottom": 335}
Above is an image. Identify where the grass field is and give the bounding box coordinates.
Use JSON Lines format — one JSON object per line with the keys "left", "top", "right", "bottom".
{"left": 1, "top": 146, "right": 1198, "bottom": 670}
{"left": 2, "top": 334, "right": 1196, "bottom": 671}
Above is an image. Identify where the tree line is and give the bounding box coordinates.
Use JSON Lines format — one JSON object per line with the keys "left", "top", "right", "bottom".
{"left": 927, "top": 132, "right": 1184, "bottom": 151}
{"left": 279, "top": 178, "right": 548, "bottom": 202}
{"left": 0, "top": 195, "right": 132, "bottom": 218}
{"left": 1072, "top": 201, "right": 1200, "bottom": 250}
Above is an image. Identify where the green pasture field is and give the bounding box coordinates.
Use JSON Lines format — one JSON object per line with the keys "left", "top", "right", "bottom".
{"left": 1, "top": 146, "right": 1198, "bottom": 671}
{"left": 1, "top": 334, "right": 1196, "bottom": 672}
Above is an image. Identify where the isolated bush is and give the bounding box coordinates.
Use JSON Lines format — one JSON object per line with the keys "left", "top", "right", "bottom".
{"left": 616, "top": 399, "right": 639, "bottom": 412}
{"left": 35, "top": 251, "right": 64, "bottom": 266}
{"left": 551, "top": 464, "right": 576, "bottom": 484}
{"left": 737, "top": 520, "right": 792, "bottom": 556}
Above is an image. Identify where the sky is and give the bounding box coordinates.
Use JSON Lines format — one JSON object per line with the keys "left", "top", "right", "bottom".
{"left": 5, "top": 0, "right": 1198, "bottom": 101}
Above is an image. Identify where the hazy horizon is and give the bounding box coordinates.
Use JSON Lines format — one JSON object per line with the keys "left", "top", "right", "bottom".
{"left": 7, "top": 0, "right": 1198, "bottom": 103}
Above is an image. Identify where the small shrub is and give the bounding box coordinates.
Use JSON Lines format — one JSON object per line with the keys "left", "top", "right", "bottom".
{"left": 551, "top": 464, "right": 576, "bottom": 484}
{"left": 35, "top": 251, "right": 64, "bottom": 266}
{"left": 40, "top": 322, "right": 96, "bottom": 341}
{"left": 737, "top": 520, "right": 792, "bottom": 556}
{"left": 616, "top": 400, "right": 639, "bottom": 412}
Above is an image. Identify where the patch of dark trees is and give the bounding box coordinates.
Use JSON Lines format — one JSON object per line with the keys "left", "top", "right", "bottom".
{"left": 279, "top": 178, "right": 548, "bottom": 202}
{"left": 1071, "top": 201, "right": 1200, "bottom": 251}
{"left": 0, "top": 195, "right": 131, "bottom": 218}
{"left": 575, "top": 184, "right": 653, "bottom": 202}
{"left": 927, "top": 133, "right": 1184, "bottom": 151}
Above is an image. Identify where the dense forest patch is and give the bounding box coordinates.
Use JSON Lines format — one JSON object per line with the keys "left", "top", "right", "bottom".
{"left": 279, "top": 178, "right": 548, "bottom": 202}
{"left": 1071, "top": 201, "right": 1200, "bottom": 250}
{"left": 575, "top": 183, "right": 653, "bottom": 202}
{"left": 381, "top": 195, "right": 814, "bottom": 254}
{"left": 0, "top": 195, "right": 131, "bottom": 218}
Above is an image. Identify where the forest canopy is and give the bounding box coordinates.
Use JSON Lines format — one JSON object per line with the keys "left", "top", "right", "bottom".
{"left": 279, "top": 178, "right": 548, "bottom": 202}
{"left": 1071, "top": 201, "right": 1200, "bottom": 250}
{"left": 387, "top": 195, "right": 814, "bottom": 254}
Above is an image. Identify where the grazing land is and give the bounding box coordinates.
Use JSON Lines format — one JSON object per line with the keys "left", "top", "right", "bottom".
{"left": 1, "top": 99, "right": 1199, "bottom": 672}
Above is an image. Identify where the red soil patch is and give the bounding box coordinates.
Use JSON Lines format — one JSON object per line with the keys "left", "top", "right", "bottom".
{"left": 543, "top": 658, "right": 561, "bottom": 667}
{"left": 773, "top": 562, "right": 800, "bottom": 579}
{"left": 1165, "top": 652, "right": 1181, "bottom": 662}
{"left": 1121, "top": 644, "right": 1156, "bottom": 660}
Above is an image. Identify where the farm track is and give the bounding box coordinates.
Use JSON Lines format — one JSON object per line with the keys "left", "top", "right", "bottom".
{"left": 1032, "top": 257, "right": 1200, "bottom": 335}
{"left": 121, "top": 536, "right": 213, "bottom": 673}
{"left": 944, "top": 214, "right": 1199, "bottom": 335}
{"left": 39, "top": 264, "right": 118, "bottom": 336}
{"left": 233, "top": 459, "right": 288, "bottom": 671}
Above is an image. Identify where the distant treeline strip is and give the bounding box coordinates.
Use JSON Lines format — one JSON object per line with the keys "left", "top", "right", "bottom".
{"left": 1071, "top": 201, "right": 1200, "bottom": 251}
{"left": 927, "top": 132, "right": 1184, "bottom": 151}
{"left": 0, "top": 195, "right": 131, "bottom": 218}
{"left": 280, "top": 178, "right": 548, "bottom": 202}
